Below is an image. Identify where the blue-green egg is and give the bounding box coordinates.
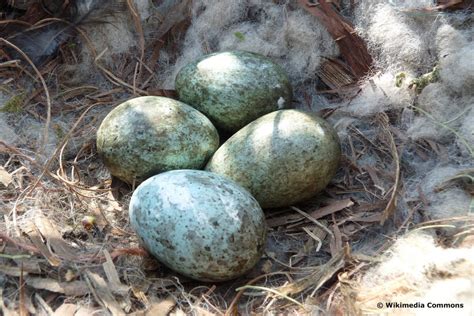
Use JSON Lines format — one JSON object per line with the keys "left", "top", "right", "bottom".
{"left": 96, "top": 96, "right": 219, "bottom": 184}
{"left": 206, "top": 110, "right": 341, "bottom": 208}
{"left": 175, "top": 51, "right": 292, "bottom": 132}
{"left": 129, "top": 170, "right": 267, "bottom": 282}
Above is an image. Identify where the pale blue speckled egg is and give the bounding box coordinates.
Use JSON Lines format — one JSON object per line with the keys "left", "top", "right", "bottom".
{"left": 129, "top": 170, "right": 267, "bottom": 282}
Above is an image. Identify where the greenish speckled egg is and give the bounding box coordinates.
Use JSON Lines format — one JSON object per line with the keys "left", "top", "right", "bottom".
{"left": 205, "top": 110, "right": 341, "bottom": 208}
{"left": 175, "top": 51, "right": 293, "bottom": 132}
{"left": 129, "top": 170, "right": 267, "bottom": 282}
{"left": 96, "top": 96, "right": 219, "bottom": 184}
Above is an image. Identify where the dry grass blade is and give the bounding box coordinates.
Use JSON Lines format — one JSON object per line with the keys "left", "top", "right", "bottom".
{"left": 225, "top": 272, "right": 290, "bottom": 316}
{"left": 34, "top": 213, "right": 78, "bottom": 261}
{"left": 277, "top": 248, "right": 346, "bottom": 296}
{"left": 102, "top": 250, "right": 132, "bottom": 311}
{"left": 126, "top": 0, "right": 145, "bottom": 71}
{"left": 0, "top": 38, "right": 51, "bottom": 157}
{"left": 0, "top": 232, "right": 40, "bottom": 255}
{"left": 377, "top": 113, "right": 400, "bottom": 224}
{"left": 19, "top": 263, "right": 28, "bottom": 316}
{"left": 317, "top": 59, "right": 356, "bottom": 94}
{"left": 0, "top": 264, "right": 30, "bottom": 277}
{"left": 235, "top": 285, "right": 306, "bottom": 309}
{"left": 309, "top": 199, "right": 354, "bottom": 220}
{"left": 35, "top": 293, "right": 54, "bottom": 316}
{"left": 25, "top": 278, "right": 90, "bottom": 296}
{"left": 95, "top": 50, "right": 148, "bottom": 95}
{"left": 85, "top": 270, "right": 125, "bottom": 316}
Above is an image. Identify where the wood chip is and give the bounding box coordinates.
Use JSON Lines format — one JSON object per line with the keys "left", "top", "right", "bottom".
{"left": 25, "top": 277, "right": 90, "bottom": 296}
{"left": 85, "top": 270, "right": 125, "bottom": 316}
{"left": 317, "top": 59, "right": 355, "bottom": 92}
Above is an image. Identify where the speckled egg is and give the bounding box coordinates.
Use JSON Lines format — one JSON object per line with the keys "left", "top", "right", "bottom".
{"left": 205, "top": 110, "right": 341, "bottom": 208}
{"left": 129, "top": 170, "right": 267, "bottom": 282}
{"left": 97, "top": 96, "right": 219, "bottom": 184}
{"left": 175, "top": 51, "right": 293, "bottom": 132}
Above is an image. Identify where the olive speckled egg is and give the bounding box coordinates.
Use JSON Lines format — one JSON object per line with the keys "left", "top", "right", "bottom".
{"left": 97, "top": 96, "right": 219, "bottom": 184}
{"left": 205, "top": 110, "right": 341, "bottom": 208}
{"left": 129, "top": 170, "right": 267, "bottom": 282}
{"left": 175, "top": 51, "right": 293, "bottom": 132}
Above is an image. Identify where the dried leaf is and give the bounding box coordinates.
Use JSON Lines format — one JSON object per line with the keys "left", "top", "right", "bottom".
{"left": 22, "top": 221, "right": 61, "bottom": 266}
{"left": 25, "top": 277, "right": 90, "bottom": 296}
{"left": 141, "top": 297, "right": 176, "bottom": 316}
{"left": 34, "top": 213, "right": 78, "bottom": 261}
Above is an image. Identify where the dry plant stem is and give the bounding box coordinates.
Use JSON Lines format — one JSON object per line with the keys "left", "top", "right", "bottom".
{"left": 28, "top": 103, "right": 99, "bottom": 191}
{"left": 225, "top": 272, "right": 290, "bottom": 316}
{"left": 377, "top": 113, "right": 400, "bottom": 224}
{"left": 95, "top": 49, "right": 148, "bottom": 95}
{"left": 411, "top": 105, "right": 474, "bottom": 157}
{"left": 0, "top": 232, "right": 41, "bottom": 255}
{"left": 235, "top": 285, "right": 306, "bottom": 309}
{"left": 0, "top": 38, "right": 52, "bottom": 158}
{"left": 19, "top": 264, "right": 27, "bottom": 316}
{"left": 126, "top": 0, "right": 145, "bottom": 79}
{"left": 0, "top": 20, "right": 32, "bottom": 27}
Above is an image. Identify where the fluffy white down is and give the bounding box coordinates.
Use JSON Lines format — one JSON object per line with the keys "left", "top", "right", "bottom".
{"left": 160, "top": 0, "right": 339, "bottom": 89}
{"left": 356, "top": 233, "right": 474, "bottom": 315}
